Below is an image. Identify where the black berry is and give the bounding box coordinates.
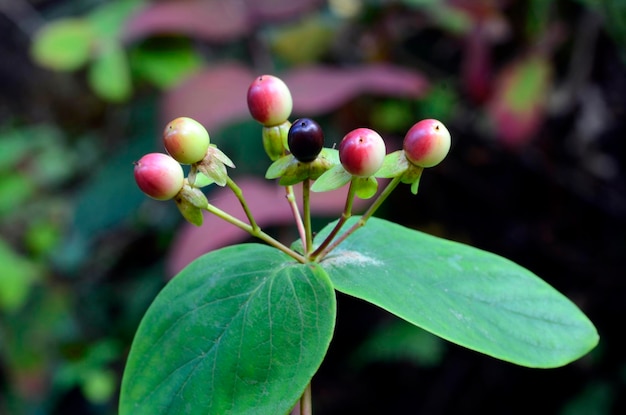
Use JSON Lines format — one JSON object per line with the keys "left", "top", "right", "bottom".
{"left": 287, "top": 118, "right": 324, "bottom": 163}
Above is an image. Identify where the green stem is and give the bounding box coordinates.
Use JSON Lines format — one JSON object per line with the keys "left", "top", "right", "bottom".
{"left": 315, "top": 176, "right": 402, "bottom": 261}
{"left": 203, "top": 202, "right": 307, "bottom": 264}
{"left": 226, "top": 176, "right": 260, "bottom": 232}
{"left": 286, "top": 185, "right": 307, "bottom": 253}
{"left": 302, "top": 179, "right": 313, "bottom": 254}
{"left": 309, "top": 178, "right": 357, "bottom": 260}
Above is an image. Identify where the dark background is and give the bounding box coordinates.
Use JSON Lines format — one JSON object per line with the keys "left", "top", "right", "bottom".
{"left": 0, "top": 0, "right": 624, "bottom": 414}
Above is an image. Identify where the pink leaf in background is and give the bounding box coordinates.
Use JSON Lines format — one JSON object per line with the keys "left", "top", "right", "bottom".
{"left": 123, "top": 0, "right": 323, "bottom": 42}
{"left": 161, "top": 63, "right": 430, "bottom": 131}
{"left": 166, "top": 177, "right": 381, "bottom": 276}
{"left": 285, "top": 65, "right": 430, "bottom": 116}
{"left": 487, "top": 54, "right": 552, "bottom": 148}
{"left": 160, "top": 62, "right": 254, "bottom": 132}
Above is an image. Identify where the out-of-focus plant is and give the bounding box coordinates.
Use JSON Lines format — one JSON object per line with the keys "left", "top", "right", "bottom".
{"left": 1, "top": 0, "right": 620, "bottom": 412}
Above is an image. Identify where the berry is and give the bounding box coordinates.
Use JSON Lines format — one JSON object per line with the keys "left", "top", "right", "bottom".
{"left": 338, "top": 128, "right": 386, "bottom": 177}
{"left": 247, "top": 75, "right": 293, "bottom": 127}
{"left": 163, "top": 117, "right": 210, "bottom": 165}
{"left": 403, "top": 119, "right": 451, "bottom": 168}
{"left": 134, "top": 153, "right": 184, "bottom": 200}
{"left": 287, "top": 118, "right": 324, "bottom": 162}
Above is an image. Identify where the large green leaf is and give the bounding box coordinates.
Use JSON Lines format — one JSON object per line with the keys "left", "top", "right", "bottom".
{"left": 315, "top": 217, "right": 598, "bottom": 368}
{"left": 119, "top": 244, "right": 335, "bottom": 415}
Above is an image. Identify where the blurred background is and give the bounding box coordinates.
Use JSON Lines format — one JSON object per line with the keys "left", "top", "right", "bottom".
{"left": 0, "top": 0, "right": 625, "bottom": 414}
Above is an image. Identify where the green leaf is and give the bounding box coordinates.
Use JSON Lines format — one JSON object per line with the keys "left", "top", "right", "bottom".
{"left": 0, "top": 238, "right": 40, "bottom": 312}
{"left": 265, "top": 154, "right": 295, "bottom": 179}
{"left": 88, "top": 43, "right": 132, "bottom": 102}
{"left": 316, "top": 217, "right": 598, "bottom": 368}
{"left": 376, "top": 150, "right": 409, "bottom": 179}
{"left": 310, "top": 163, "right": 351, "bottom": 192}
{"left": 131, "top": 38, "right": 203, "bottom": 89}
{"left": 30, "top": 18, "right": 95, "bottom": 71}
{"left": 119, "top": 244, "right": 336, "bottom": 415}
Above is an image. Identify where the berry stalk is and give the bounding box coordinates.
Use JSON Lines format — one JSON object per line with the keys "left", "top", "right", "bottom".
{"left": 225, "top": 176, "right": 260, "bottom": 232}
{"left": 309, "top": 178, "right": 358, "bottom": 260}
{"left": 202, "top": 201, "right": 306, "bottom": 264}
{"left": 302, "top": 179, "right": 313, "bottom": 254}
{"left": 314, "top": 176, "right": 402, "bottom": 262}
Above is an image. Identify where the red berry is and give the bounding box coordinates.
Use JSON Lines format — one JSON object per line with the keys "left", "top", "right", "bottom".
{"left": 288, "top": 118, "right": 324, "bottom": 162}
{"left": 403, "top": 119, "right": 451, "bottom": 168}
{"left": 134, "top": 153, "right": 184, "bottom": 200}
{"left": 247, "top": 75, "right": 293, "bottom": 127}
{"left": 338, "top": 128, "right": 386, "bottom": 177}
{"left": 163, "top": 117, "right": 210, "bottom": 165}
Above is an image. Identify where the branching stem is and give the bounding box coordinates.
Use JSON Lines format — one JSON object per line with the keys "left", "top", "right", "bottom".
{"left": 286, "top": 185, "right": 307, "bottom": 252}
{"left": 309, "top": 178, "right": 357, "bottom": 260}
{"left": 203, "top": 202, "right": 307, "bottom": 263}
{"left": 315, "top": 176, "right": 402, "bottom": 261}
{"left": 226, "top": 177, "right": 260, "bottom": 232}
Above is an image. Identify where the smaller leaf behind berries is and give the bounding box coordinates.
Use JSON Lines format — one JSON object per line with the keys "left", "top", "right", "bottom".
{"left": 310, "top": 164, "right": 351, "bottom": 192}
{"left": 376, "top": 150, "right": 409, "bottom": 178}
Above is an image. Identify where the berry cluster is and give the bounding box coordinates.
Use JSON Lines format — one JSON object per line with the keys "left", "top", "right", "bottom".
{"left": 134, "top": 73, "right": 451, "bottom": 259}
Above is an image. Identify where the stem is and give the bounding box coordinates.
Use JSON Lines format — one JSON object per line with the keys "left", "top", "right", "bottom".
{"left": 203, "top": 202, "right": 307, "bottom": 263}
{"left": 226, "top": 177, "right": 259, "bottom": 232}
{"left": 286, "top": 185, "right": 307, "bottom": 253}
{"left": 310, "top": 178, "right": 357, "bottom": 260}
{"left": 315, "top": 176, "right": 402, "bottom": 261}
{"left": 302, "top": 179, "right": 313, "bottom": 254}
{"left": 299, "top": 382, "right": 312, "bottom": 415}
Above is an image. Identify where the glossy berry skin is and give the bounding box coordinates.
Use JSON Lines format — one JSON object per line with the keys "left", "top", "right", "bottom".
{"left": 403, "top": 119, "right": 451, "bottom": 168}
{"left": 338, "top": 128, "right": 386, "bottom": 177}
{"left": 163, "top": 117, "right": 210, "bottom": 165}
{"left": 247, "top": 75, "right": 293, "bottom": 127}
{"left": 134, "top": 153, "right": 184, "bottom": 200}
{"left": 288, "top": 118, "right": 324, "bottom": 162}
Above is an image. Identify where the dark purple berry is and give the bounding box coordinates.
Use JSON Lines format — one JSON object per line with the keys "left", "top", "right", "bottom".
{"left": 287, "top": 118, "right": 324, "bottom": 163}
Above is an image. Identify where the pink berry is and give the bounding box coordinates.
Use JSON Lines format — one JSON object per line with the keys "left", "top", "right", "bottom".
{"left": 338, "top": 128, "right": 386, "bottom": 177}
{"left": 163, "top": 117, "right": 210, "bottom": 165}
{"left": 134, "top": 153, "right": 184, "bottom": 200}
{"left": 403, "top": 119, "right": 451, "bottom": 168}
{"left": 247, "top": 75, "right": 293, "bottom": 127}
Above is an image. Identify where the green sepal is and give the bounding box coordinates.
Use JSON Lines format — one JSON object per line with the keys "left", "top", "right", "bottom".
{"left": 310, "top": 163, "right": 351, "bottom": 192}
{"left": 265, "top": 154, "right": 296, "bottom": 180}
{"left": 174, "top": 196, "right": 203, "bottom": 226}
{"left": 179, "top": 182, "right": 208, "bottom": 209}
{"left": 400, "top": 163, "right": 424, "bottom": 195}
{"left": 376, "top": 150, "right": 410, "bottom": 178}
{"left": 354, "top": 176, "right": 378, "bottom": 199}
{"left": 266, "top": 149, "right": 337, "bottom": 186}
{"left": 197, "top": 162, "right": 228, "bottom": 187}
{"left": 209, "top": 145, "right": 235, "bottom": 169}
{"left": 191, "top": 171, "right": 214, "bottom": 188}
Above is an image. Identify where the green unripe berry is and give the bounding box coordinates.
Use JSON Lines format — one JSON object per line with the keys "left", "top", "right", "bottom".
{"left": 163, "top": 117, "right": 211, "bottom": 165}
{"left": 134, "top": 153, "right": 184, "bottom": 200}
{"left": 403, "top": 119, "right": 451, "bottom": 168}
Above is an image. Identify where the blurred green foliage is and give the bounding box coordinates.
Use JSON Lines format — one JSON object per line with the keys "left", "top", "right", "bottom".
{"left": 1, "top": 0, "right": 625, "bottom": 414}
